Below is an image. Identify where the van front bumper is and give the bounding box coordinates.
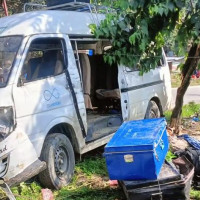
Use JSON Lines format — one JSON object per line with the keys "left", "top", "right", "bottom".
{"left": 0, "top": 130, "right": 46, "bottom": 186}
{"left": 5, "top": 159, "right": 46, "bottom": 186}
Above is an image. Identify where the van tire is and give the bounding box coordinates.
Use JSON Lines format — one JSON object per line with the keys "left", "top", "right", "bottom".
{"left": 145, "top": 100, "right": 160, "bottom": 119}
{"left": 39, "top": 133, "right": 75, "bottom": 189}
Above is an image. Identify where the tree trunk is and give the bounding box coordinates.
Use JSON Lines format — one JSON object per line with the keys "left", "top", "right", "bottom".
{"left": 170, "top": 43, "right": 200, "bottom": 134}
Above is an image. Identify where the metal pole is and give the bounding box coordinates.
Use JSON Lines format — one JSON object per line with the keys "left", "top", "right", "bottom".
{"left": 2, "top": 0, "right": 8, "bottom": 16}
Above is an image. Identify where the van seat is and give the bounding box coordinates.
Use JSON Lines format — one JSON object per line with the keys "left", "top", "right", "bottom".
{"left": 80, "top": 54, "right": 93, "bottom": 110}
{"left": 96, "top": 89, "right": 120, "bottom": 100}
{"left": 32, "top": 51, "right": 64, "bottom": 80}
{"left": 26, "top": 57, "right": 42, "bottom": 81}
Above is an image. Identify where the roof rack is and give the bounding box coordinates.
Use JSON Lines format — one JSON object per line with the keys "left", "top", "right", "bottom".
{"left": 23, "top": 1, "right": 109, "bottom": 26}
{"left": 23, "top": 3, "right": 46, "bottom": 12}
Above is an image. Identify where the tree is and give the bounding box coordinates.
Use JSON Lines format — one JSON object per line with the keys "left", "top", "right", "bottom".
{"left": 0, "top": 0, "right": 45, "bottom": 16}
{"left": 92, "top": 0, "right": 200, "bottom": 133}
{"left": 0, "top": 0, "right": 27, "bottom": 16}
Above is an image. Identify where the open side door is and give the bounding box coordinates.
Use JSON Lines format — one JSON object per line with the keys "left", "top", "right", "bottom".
{"left": 118, "top": 65, "right": 129, "bottom": 121}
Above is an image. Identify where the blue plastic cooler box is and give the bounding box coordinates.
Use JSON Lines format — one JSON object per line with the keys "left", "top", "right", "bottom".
{"left": 104, "top": 118, "right": 169, "bottom": 180}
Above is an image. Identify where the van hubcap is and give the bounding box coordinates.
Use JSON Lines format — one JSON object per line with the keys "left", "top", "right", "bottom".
{"left": 55, "top": 147, "right": 68, "bottom": 176}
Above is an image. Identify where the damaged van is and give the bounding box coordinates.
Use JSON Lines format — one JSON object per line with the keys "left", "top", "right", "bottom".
{"left": 0, "top": 2, "right": 171, "bottom": 189}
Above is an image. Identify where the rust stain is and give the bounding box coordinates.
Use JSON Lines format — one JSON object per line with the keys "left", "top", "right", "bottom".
{"left": 16, "top": 132, "right": 25, "bottom": 140}
{"left": 16, "top": 163, "right": 24, "bottom": 169}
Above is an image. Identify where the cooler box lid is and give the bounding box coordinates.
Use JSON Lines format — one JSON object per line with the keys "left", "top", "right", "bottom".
{"left": 105, "top": 118, "right": 167, "bottom": 153}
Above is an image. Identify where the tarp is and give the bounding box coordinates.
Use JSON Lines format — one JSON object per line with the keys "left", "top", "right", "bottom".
{"left": 179, "top": 134, "right": 200, "bottom": 150}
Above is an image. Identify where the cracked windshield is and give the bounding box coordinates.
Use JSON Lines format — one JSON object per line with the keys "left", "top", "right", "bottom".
{"left": 0, "top": 36, "right": 22, "bottom": 87}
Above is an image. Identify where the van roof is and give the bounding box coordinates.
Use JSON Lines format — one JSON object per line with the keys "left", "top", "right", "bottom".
{"left": 0, "top": 10, "right": 105, "bottom": 37}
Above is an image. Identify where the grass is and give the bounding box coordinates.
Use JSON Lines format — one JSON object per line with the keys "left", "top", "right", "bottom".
{"left": 0, "top": 188, "right": 7, "bottom": 200}
{"left": 11, "top": 148, "right": 124, "bottom": 200}
{"left": 164, "top": 102, "right": 200, "bottom": 122}
{"left": 182, "top": 103, "right": 200, "bottom": 117}
{"left": 11, "top": 182, "right": 42, "bottom": 200}
{"left": 171, "top": 72, "right": 182, "bottom": 88}
{"left": 171, "top": 72, "right": 200, "bottom": 88}
{"left": 56, "top": 186, "right": 122, "bottom": 200}
{"left": 191, "top": 189, "right": 200, "bottom": 200}
{"left": 165, "top": 151, "right": 177, "bottom": 162}
{"left": 164, "top": 109, "right": 172, "bottom": 122}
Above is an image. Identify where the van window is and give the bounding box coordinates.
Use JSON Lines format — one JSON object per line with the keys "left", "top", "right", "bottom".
{"left": 125, "top": 55, "right": 165, "bottom": 72}
{"left": 125, "top": 65, "right": 139, "bottom": 72}
{"left": 22, "top": 38, "right": 65, "bottom": 82}
{"left": 0, "top": 36, "right": 22, "bottom": 87}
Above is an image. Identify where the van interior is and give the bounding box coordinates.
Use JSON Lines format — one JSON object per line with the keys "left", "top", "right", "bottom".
{"left": 71, "top": 40, "right": 123, "bottom": 143}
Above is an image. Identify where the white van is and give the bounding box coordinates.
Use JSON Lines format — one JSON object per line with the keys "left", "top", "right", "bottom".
{"left": 0, "top": 3, "right": 171, "bottom": 189}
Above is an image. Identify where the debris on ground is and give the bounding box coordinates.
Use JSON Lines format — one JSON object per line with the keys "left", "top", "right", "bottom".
{"left": 168, "top": 115, "right": 200, "bottom": 152}
{"left": 109, "top": 180, "right": 118, "bottom": 187}
{"left": 179, "top": 134, "right": 200, "bottom": 150}
{"left": 168, "top": 135, "right": 189, "bottom": 152}
{"left": 41, "top": 189, "right": 54, "bottom": 200}
{"left": 182, "top": 118, "right": 200, "bottom": 135}
{"left": 183, "top": 119, "right": 200, "bottom": 144}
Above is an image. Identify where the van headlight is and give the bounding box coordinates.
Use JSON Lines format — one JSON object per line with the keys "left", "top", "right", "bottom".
{"left": 0, "top": 107, "right": 14, "bottom": 141}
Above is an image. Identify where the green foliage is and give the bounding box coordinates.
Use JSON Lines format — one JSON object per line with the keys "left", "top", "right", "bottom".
{"left": 182, "top": 102, "right": 200, "bottom": 117}
{"left": 0, "top": 188, "right": 7, "bottom": 200}
{"left": 166, "top": 151, "right": 177, "bottom": 162}
{"left": 76, "top": 156, "right": 108, "bottom": 177}
{"left": 0, "top": 0, "right": 46, "bottom": 16}
{"left": 164, "top": 110, "right": 172, "bottom": 122}
{"left": 164, "top": 103, "right": 200, "bottom": 120}
{"left": 190, "top": 189, "right": 200, "bottom": 199}
{"left": 11, "top": 182, "right": 42, "bottom": 200}
{"left": 93, "top": 0, "right": 200, "bottom": 74}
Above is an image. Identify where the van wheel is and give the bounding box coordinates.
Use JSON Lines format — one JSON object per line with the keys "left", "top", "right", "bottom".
{"left": 39, "top": 133, "right": 75, "bottom": 189}
{"left": 145, "top": 101, "right": 160, "bottom": 119}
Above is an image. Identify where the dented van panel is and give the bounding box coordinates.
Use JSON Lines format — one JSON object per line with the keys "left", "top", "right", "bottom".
{"left": 0, "top": 9, "right": 171, "bottom": 187}
{"left": 0, "top": 129, "right": 38, "bottom": 182}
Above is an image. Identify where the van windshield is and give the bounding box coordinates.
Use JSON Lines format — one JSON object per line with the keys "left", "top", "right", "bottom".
{"left": 0, "top": 36, "right": 22, "bottom": 87}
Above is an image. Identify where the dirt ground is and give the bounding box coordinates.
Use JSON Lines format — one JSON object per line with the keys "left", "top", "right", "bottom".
{"left": 182, "top": 118, "right": 200, "bottom": 136}
{"left": 168, "top": 117, "right": 200, "bottom": 152}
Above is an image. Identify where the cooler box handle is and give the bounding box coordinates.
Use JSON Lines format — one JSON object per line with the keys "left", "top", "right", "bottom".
{"left": 159, "top": 139, "right": 164, "bottom": 150}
